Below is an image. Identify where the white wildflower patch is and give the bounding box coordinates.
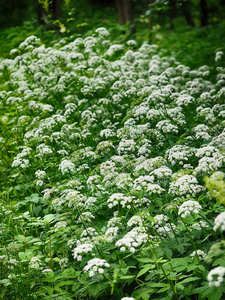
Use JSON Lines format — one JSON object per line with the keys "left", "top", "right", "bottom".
{"left": 107, "top": 193, "right": 134, "bottom": 209}
{"left": 213, "top": 212, "right": 225, "bottom": 231}
{"left": 134, "top": 156, "right": 166, "bottom": 174}
{"left": 117, "top": 139, "right": 136, "bottom": 155}
{"left": 104, "top": 226, "right": 119, "bottom": 241}
{"left": 166, "top": 145, "right": 196, "bottom": 166}
{"left": 190, "top": 250, "right": 206, "bottom": 260}
{"left": 178, "top": 200, "right": 202, "bottom": 218}
{"left": 169, "top": 175, "right": 205, "bottom": 198}
{"left": 59, "top": 159, "right": 76, "bottom": 175}
{"left": 116, "top": 227, "right": 148, "bottom": 253}
{"left": 83, "top": 258, "right": 110, "bottom": 277}
{"left": 207, "top": 266, "right": 225, "bottom": 287}
{"left": 72, "top": 243, "right": 94, "bottom": 261}
{"left": 1, "top": 26, "right": 225, "bottom": 300}
{"left": 150, "top": 166, "right": 172, "bottom": 179}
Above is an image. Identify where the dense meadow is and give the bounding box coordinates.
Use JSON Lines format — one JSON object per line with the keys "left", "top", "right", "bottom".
{"left": 0, "top": 27, "right": 225, "bottom": 299}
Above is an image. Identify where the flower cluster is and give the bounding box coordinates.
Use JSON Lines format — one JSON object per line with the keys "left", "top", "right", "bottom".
{"left": 178, "top": 200, "right": 202, "bottom": 218}
{"left": 115, "top": 227, "right": 148, "bottom": 253}
{"left": 190, "top": 250, "right": 206, "bottom": 260}
{"left": 83, "top": 258, "right": 110, "bottom": 277}
{"left": 207, "top": 266, "right": 225, "bottom": 287}
{"left": 59, "top": 159, "right": 76, "bottom": 175}
{"left": 169, "top": 175, "right": 205, "bottom": 198}
{"left": 72, "top": 243, "right": 94, "bottom": 261}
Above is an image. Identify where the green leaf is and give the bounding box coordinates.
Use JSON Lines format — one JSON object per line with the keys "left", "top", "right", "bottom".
{"left": 137, "top": 258, "right": 154, "bottom": 263}
{"left": 62, "top": 268, "right": 81, "bottom": 278}
{"left": 158, "top": 284, "right": 171, "bottom": 293}
{"left": 18, "top": 252, "right": 27, "bottom": 261}
{"left": 179, "top": 276, "right": 200, "bottom": 284}
{"left": 43, "top": 270, "right": 54, "bottom": 279}
{"left": 141, "top": 293, "right": 150, "bottom": 300}
{"left": 43, "top": 214, "right": 57, "bottom": 223}
{"left": 137, "top": 264, "right": 152, "bottom": 278}
{"left": 176, "top": 283, "right": 184, "bottom": 290}
{"left": 33, "top": 205, "right": 42, "bottom": 216}
{"left": 212, "top": 257, "right": 225, "bottom": 267}
{"left": 119, "top": 275, "right": 135, "bottom": 280}
{"left": 55, "top": 280, "right": 74, "bottom": 287}
{"left": 147, "top": 283, "right": 168, "bottom": 288}
{"left": 25, "top": 193, "right": 43, "bottom": 203}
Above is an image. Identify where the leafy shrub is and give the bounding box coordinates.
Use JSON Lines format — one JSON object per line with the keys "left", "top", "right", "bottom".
{"left": 0, "top": 26, "right": 225, "bottom": 299}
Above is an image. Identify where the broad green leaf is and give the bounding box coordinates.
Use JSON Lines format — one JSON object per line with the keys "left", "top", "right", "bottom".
{"left": 179, "top": 276, "right": 200, "bottom": 284}
{"left": 137, "top": 264, "right": 152, "bottom": 278}
{"left": 137, "top": 258, "right": 154, "bottom": 263}
{"left": 147, "top": 282, "right": 168, "bottom": 288}
{"left": 119, "top": 275, "right": 135, "bottom": 280}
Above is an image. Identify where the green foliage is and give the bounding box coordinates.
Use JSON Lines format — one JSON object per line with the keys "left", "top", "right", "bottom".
{"left": 0, "top": 17, "right": 225, "bottom": 300}
{"left": 205, "top": 176, "right": 225, "bottom": 205}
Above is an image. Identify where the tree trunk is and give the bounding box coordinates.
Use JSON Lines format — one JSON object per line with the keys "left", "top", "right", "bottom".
{"left": 38, "top": 0, "right": 62, "bottom": 25}
{"left": 182, "top": 0, "right": 196, "bottom": 27}
{"left": 200, "top": 0, "right": 208, "bottom": 27}
{"left": 52, "top": 0, "right": 62, "bottom": 20}
{"left": 169, "top": 0, "right": 177, "bottom": 30}
{"left": 115, "top": 0, "right": 134, "bottom": 25}
{"left": 149, "top": 0, "right": 154, "bottom": 30}
{"left": 115, "top": 0, "right": 126, "bottom": 24}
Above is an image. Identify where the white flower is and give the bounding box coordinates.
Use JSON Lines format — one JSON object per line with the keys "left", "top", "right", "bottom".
{"left": 214, "top": 212, "right": 225, "bottom": 231}
{"left": 81, "top": 227, "right": 98, "bottom": 237}
{"left": 35, "top": 170, "right": 46, "bottom": 179}
{"left": 72, "top": 243, "right": 94, "bottom": 261}
{"left": 116, "top": 227, "right": 148, "bottom": 253}
{"left": 178, "top": 200, "right": 202, "bottom": 218}
{"left": 207, "top": 266, "right": 225, "bottom": 287}
{"left": 104, "top": 226, "right": 119, "bottom": 241}
{"left": 215, "top": 51, "right": 224, "bottom": 62}
{"left": 169, "top": 175, "right": 205, "bottom": 198}
{"left": 59, "top": 258, "right": 69, "bottom": 268}
{"left": 190, "top": 250, "right": 206, "bottom": 259}
{"left": 42, "top": 269, "right": 53, "bottom": 273}
{"left": 127, "top": 216, "right": 143, "bottom": 227}
{"left": 54, "top": 221, "right": 67, "bottom": 232}
{"left": 59, "top": 159, "right": 75, "bottom": 175}
{"left": 83, "top": 258, "right": 110, "bottom": 277}
{"left": 36, "top": 180, "right": 44, "bottom": 187}
{"left": 117, "top": 139, "right": 136, "bottom": 155}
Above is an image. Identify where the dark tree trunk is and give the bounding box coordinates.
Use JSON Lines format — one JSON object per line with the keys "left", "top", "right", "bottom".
{"left": 169, "top": 0, "right": 177, "bottom": 30}
{"left": 200, "top": 0, "right": 208, "bottom": 27}
{"left": 115, "top": 0, "right": 134, "bottom": 25}
{"left": 115, "top": 0, "right": 135, "bottom": 33}
{"left": 182, "top": 0, "right": 196, "bottom": 27}
{"left": 115, "top": 0, "right": 126, "bottom": 24}
{"left": 149, "top": 0, "right": 154, "bottom": 30}
{"left": 38, "top": 0, "right": 62, "bottom": 25}
{"left": 52, "top": 0, "right": 62, "bottom": 20}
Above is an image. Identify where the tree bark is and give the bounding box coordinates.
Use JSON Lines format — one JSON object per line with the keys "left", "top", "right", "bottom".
{"left": 182, "top": 0, "right": 196, "bottom": 27}
{"left": 200, "top": 0, "right": 208, "bottom": 27}
{"left": 149, "top": 0, "right": 154, "bottom": 30}
{"left": 115, "top": 0, "right": 134, "bottom": 25}
{"left": 52, "top": 0, "right": 62, "bottom": 20}
{"left": 115, "top": 0, "right": 126, "bottom": 24}
{"left": 38, "top": 0, "right": 62, "bottom": 25}
{"left": 169, "top": 0, "right": 176, "bottom": 30}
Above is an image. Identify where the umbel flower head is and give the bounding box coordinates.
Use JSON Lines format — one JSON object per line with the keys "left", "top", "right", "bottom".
{"left": 83, "top": 258, "right": 110, "bottom": 277}
{"left": 213, "top": 211, "right": 225, "bottom": 231}
{"left": 207, "top": 266, "right": 225, "bottom": 287}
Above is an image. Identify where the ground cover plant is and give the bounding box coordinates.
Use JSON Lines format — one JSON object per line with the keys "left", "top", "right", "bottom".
{"left": 0, "top": 27, "right": 225, "bottom": 300}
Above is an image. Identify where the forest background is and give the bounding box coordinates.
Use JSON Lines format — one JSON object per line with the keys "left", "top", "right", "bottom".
{"left": 0, "top": 0, "right": 225, "bottom": 68}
